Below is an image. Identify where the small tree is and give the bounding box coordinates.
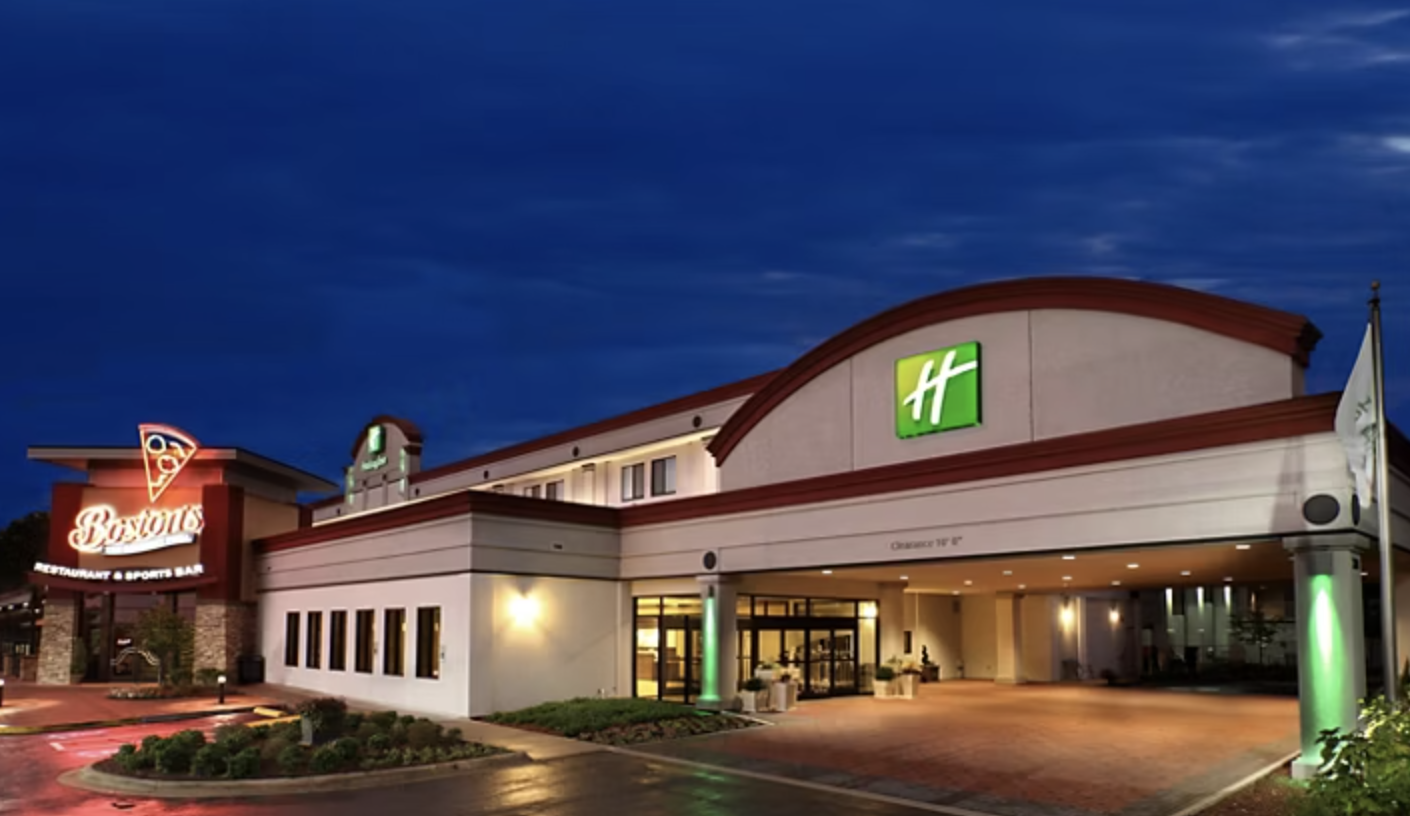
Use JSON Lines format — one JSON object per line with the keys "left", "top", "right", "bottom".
{"left": 134, "top": 607, "right": 193, "bottom": 686}
{"left": 1229, "top": 609, "right": 1282, "bottom": 666}
{"left": 0, "top": 512, "right": 47, "bottom": 591}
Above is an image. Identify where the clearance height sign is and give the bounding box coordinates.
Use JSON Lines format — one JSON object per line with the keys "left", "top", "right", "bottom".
{"left": 895, "top": 341, "right": 982, "bottom": 439}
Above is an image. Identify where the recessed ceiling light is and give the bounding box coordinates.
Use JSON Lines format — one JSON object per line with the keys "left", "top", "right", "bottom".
{"left": 952, "top": 590, "right": 960, "bottom": 596}
{"left": 1002, "top": 570, "right": 1013, "bottom": 576}
{"left": 1235, "top": 544, "right": 1251, "bottom": 550}
{"left": 822, "top": 570, "right": 832, "bottom": 575}
{"left": 1224, "top": 577, "right": 1234, "bottom": 582}
{"left": 1127, "top": 563, "right": 1139, "bottom": 569}
{"left": 1063, "top": 555, "right": 1076, "bottom": 560}
{"left": 1180, "top": 570, "right": 1191, "bottom": 576}
{"left": 1362, "top": 571, "right": 1369, "bottom": 577}
{"left": 900, "top": 575, "right": 909, "bottom": 580}
{"left": 1018, "top": 584, "right": 1027, "bottom": 589}
{"left": 1062, "top": 576, "right": 1072, "bottom": 581}
{"left": 1111, "top": 580, "right": 1121, "bottom": 586}
{"left": 964, "top": 580, "right": 973, "bottom": 586}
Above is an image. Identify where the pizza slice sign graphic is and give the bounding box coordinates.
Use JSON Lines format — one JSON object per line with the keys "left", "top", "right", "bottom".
{"left": 138, "top": 424, "right": 200, "bottom": 502}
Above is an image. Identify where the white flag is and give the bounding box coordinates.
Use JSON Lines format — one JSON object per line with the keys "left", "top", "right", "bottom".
{"left": 1335, "top": 325, "right": 1379, "bottom": 510}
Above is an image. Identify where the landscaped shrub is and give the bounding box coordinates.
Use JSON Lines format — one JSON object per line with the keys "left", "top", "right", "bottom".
{"left": 389, "top": 722, "right": 409, "bottom": 746}
{"left": 406, "top": 720, "right": 443, "bottom": 749}
{"left": 296, "top": 697, "right": 349, "bottom": 741}
{"left": 367, "top": 733, "right": 392, "bottom": 753}
{"left": 154, "top": 739, "right": 198, "bottom": 774}
{"left": 332, "top": 737, "right": 361, "bottom": 764}
{"left": 140, "top": 734, "right": 164, "bottom": 754}
{"left": 368, "top": 711, "right": 399, "bottom": 730}
{"left": 191, "top": 744, "right": 229, "bottom": 778}
{"left": 113, "top": 744, "right": 140, "bottom": 773}
{"left": 276, "top": 744, "right": 306, "bottom": 775}
{"left": 309, "top": 744, "right": 345, "bottom": 775}
{"left": 355, "top": 721, "right": 382, "bottom": 742}
{"left": 195, "top": 668, "right": 224, "bottom": 687}
{"left": 343, "top": 713, "right": 364, "bottom": 734}
{"left": 213, "top": 724, "right": 254, "bottom": 752}
{"left": 397, "top": 715, "right": 416, "bottom": 727}
{"left": 268, "top": 720, "right": 302, "bottom": 743}
{"left": 1300, "top": 695, "right": 1410, "bottom": 815}
{"left": 261, "top": 735, "right": 293, "bottom": 762}
{"left": 445, "top": 727, "right": 463, "bottom": 742}
{"left": 226, "top": 747, "right": 260, "bottom": 780}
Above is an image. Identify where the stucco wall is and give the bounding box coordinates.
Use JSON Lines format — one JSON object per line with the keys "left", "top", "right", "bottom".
{"left": 468, "top": 573, "right": 627, "bottom": 717}
{"left": 259, "top": 573, "right": 473, "bottom": 717}
{"left": 902, "top": 593, "right": 963, "bottom": 677}
{"left": 721, "top": 309, "right": 1303, "bottom": 491}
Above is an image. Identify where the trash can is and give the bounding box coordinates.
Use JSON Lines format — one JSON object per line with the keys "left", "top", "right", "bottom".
{"left": 237, "top": 654, "right": 265, "bottom": 684}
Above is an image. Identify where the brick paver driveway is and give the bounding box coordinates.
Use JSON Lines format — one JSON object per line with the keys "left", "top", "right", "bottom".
{"left": 630, "top": 681, "right": 1299, "bottom": 816}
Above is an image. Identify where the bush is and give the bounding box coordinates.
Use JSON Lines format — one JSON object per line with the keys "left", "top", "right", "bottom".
{"left": 195, "top": 668, "right": 224, "bottom": 687}
{"left": 261, "top": 735, "right": 293, "bottom": 762}
{"left": 486, "top": 697, "right": 712, "bottom": 738}
{"left": 344, "top": 713, "right": 364, "bottom": 734}
{"left": 267, "top": 720, "right": 303, "bottom": 743}
{"left": 277, "top": 744, "right": 306, "bottom": 775}
{"left": 113, "top": 743, "right": 140, "bottom": 773}
{"left": 368, "top": 711, "right": 399, "bottom": 730}
{"left": 227, "top": 747, "right": 260, "bottom": 780}
{"left": 213, "top": 724, "right": 254, "bottom": 752}
{"left": 296, "top": 697, "right": 348, "bottom": 740}
{"left": 309, "top": 744, "right": 345, "bottom": 775}
{"left": 332, "top": 737, "right": 361, "bottom": 763}
{"left": 154, "top": 739, "right": 198, "bottom": 775}
{"left": 191, "top": 744, "right": 229, "bottom": 778}
{"left": 407, "top": 720, "right": 443, "bottom": 750}
{"left": 355, "top": 721, "right": 382, "bottom": 742}
{"left": 389, "top": 722, "right": 409, "bottom": 746}
{"left": 1301, "top": 695, "right": 1410, "bottom": 815}
{"left": 367, "top": 733, "right": 392, "bottom": 753}
{"left": 398, "top": 715, "right": 416, "bottom": 727}
{"left": 445, "top": 727, "right": 463, "bottom": 743}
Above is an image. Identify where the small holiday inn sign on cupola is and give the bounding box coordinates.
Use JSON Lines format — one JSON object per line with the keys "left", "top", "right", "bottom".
{"left": 895, "top": 341, "right": 982, "bottom": 439}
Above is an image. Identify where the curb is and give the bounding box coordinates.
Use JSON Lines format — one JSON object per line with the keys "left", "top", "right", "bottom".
{"left": 0, "top": 705, "right": 268, "bottom": 736}
{"left": 59, "top": 751, "right": 527, "bottom": 799}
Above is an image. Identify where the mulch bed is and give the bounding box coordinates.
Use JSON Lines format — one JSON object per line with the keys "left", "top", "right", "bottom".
{"left": 1198, "top": 766, "right": 1304, "bottom": 816}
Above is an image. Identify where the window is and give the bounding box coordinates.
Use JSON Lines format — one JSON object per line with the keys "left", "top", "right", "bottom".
{"left": 522, "top": 485, "right": 541, "bottom": 498}
{"left": 621, "top": 463, "right": 645, "bottom": 501}
{"left": 355, "top": 609, "right": 375, "bottom": 673}
{"left": 650, "top": 456, "right": 676, "bottom": 496}
{"left": 329, "top": 611, "right": 348, "bottom": 671}
{"left": 383, "top": 608, "right": 406, "bottom": 676}
{"left": 416, "top": 606, "right": 441, "bottom": 679}
{"left": 306, "top": 611, "right": 322, "bottom": 668}
{"left": 284, "top": 612, "right": 300, "bottom": 667}
{"left": 545, "top": 480, "right": 563, "bottom": 501}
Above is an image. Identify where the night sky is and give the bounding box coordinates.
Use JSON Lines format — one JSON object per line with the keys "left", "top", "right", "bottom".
{"left": 1, "top": 2, "right": 1407, "bottom": 524}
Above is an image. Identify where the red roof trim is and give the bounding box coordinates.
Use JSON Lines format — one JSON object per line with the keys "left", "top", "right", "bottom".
{"left": 266, "top": 394, "right": 1342, "bottom": 553}
{"left": 405, "top": 370, "right": 777, "bottom": 486}
{"left": 706, "top": 277, "right": 1322, "bottom": 466}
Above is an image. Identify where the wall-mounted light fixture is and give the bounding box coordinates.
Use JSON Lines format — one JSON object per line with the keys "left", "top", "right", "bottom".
{"left": 1059, "top": 598, "right": 1075, "bottom": 628}
{"left": 859, "top": 602, "right": 879, "bottom": 620}
{"left": 509, "top": 594, "right": 539, "bottom": 626}
{"left": 1109, "top": 603, "right": 1121, "bottom": 625}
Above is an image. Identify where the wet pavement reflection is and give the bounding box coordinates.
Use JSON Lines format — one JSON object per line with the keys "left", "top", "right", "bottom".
{"left": 1, "top": 722, "right": 919, "bottom": 816}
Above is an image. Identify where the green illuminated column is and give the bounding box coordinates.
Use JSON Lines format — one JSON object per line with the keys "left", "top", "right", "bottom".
{"left": 1285, "top": 535, "right": 1369, "bottom": 780}
{"left": 695, "top": 575, "right": 738, "bottom": 710}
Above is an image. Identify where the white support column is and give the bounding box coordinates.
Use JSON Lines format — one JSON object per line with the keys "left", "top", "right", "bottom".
{"left": 1285, "top": 535, "right": 1370, "bottom": 780}
{"left": 996, "top": 593, "right": 1024, "bottom": 684}
{"left": 695, "top": 575, "right": 738, "bottom": 711}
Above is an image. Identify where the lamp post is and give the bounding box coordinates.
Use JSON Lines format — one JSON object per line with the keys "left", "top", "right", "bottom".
{"left": 217, "top": 674, "right": 226, "bottom": 706}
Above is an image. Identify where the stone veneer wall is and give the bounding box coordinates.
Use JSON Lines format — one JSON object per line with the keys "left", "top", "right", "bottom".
{"left": 194, "top": 601, "right": 257, "bottom": 676}
{"left": 37, "top": 598, "right": 77, "bottom": 685}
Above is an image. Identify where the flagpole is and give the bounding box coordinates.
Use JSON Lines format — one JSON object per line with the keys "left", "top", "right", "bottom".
{"left": 1371, "top": 280, "right": 1398, "bottom": 704}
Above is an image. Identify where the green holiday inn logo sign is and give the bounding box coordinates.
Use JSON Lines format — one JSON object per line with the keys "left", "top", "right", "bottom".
{"left": 895, "top": 341, "right": 982, "bottom": 439}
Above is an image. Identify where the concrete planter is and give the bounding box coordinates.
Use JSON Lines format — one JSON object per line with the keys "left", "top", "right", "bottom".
{"left": 771, "top": 681, "right": 793, "bottom": 712}
{"left": 739, "top": 690, "right": 758, "bottom": 714}
{"left": 873, "top": 679, "right": 895, "bottom": 699}
{"left": 898, "top": 674, "right": 919, "bottom": 699}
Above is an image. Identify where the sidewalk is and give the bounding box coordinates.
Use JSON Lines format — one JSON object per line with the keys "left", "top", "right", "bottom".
{"left": 0, "top": 682, "right": 284, "bottom": 731}
{"left": 245, "top": 683, "right": 599, "bottom": 761}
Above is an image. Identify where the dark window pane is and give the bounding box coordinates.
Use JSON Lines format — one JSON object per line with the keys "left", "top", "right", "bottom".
{"left": 329, "top": 611, "right": 348, "bottom": 671}
{"left": 355, "top": 610, "right": 375, "bottom": 674}
{"left": 306, "top": 612, "right": 322, "bottom": 668}
{"left": 284, "top": 612, "right": 299, "bottom": 667}
{"left": 383, "top": 609, "right": 406, "bottom": 676}
{"left": 416, "top": 607, "right": 441, "bottom": 679}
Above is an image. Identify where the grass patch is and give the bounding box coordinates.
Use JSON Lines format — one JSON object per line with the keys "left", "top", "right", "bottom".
{"left": 485, "top": 697, "right": 756, "bottom": 745}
